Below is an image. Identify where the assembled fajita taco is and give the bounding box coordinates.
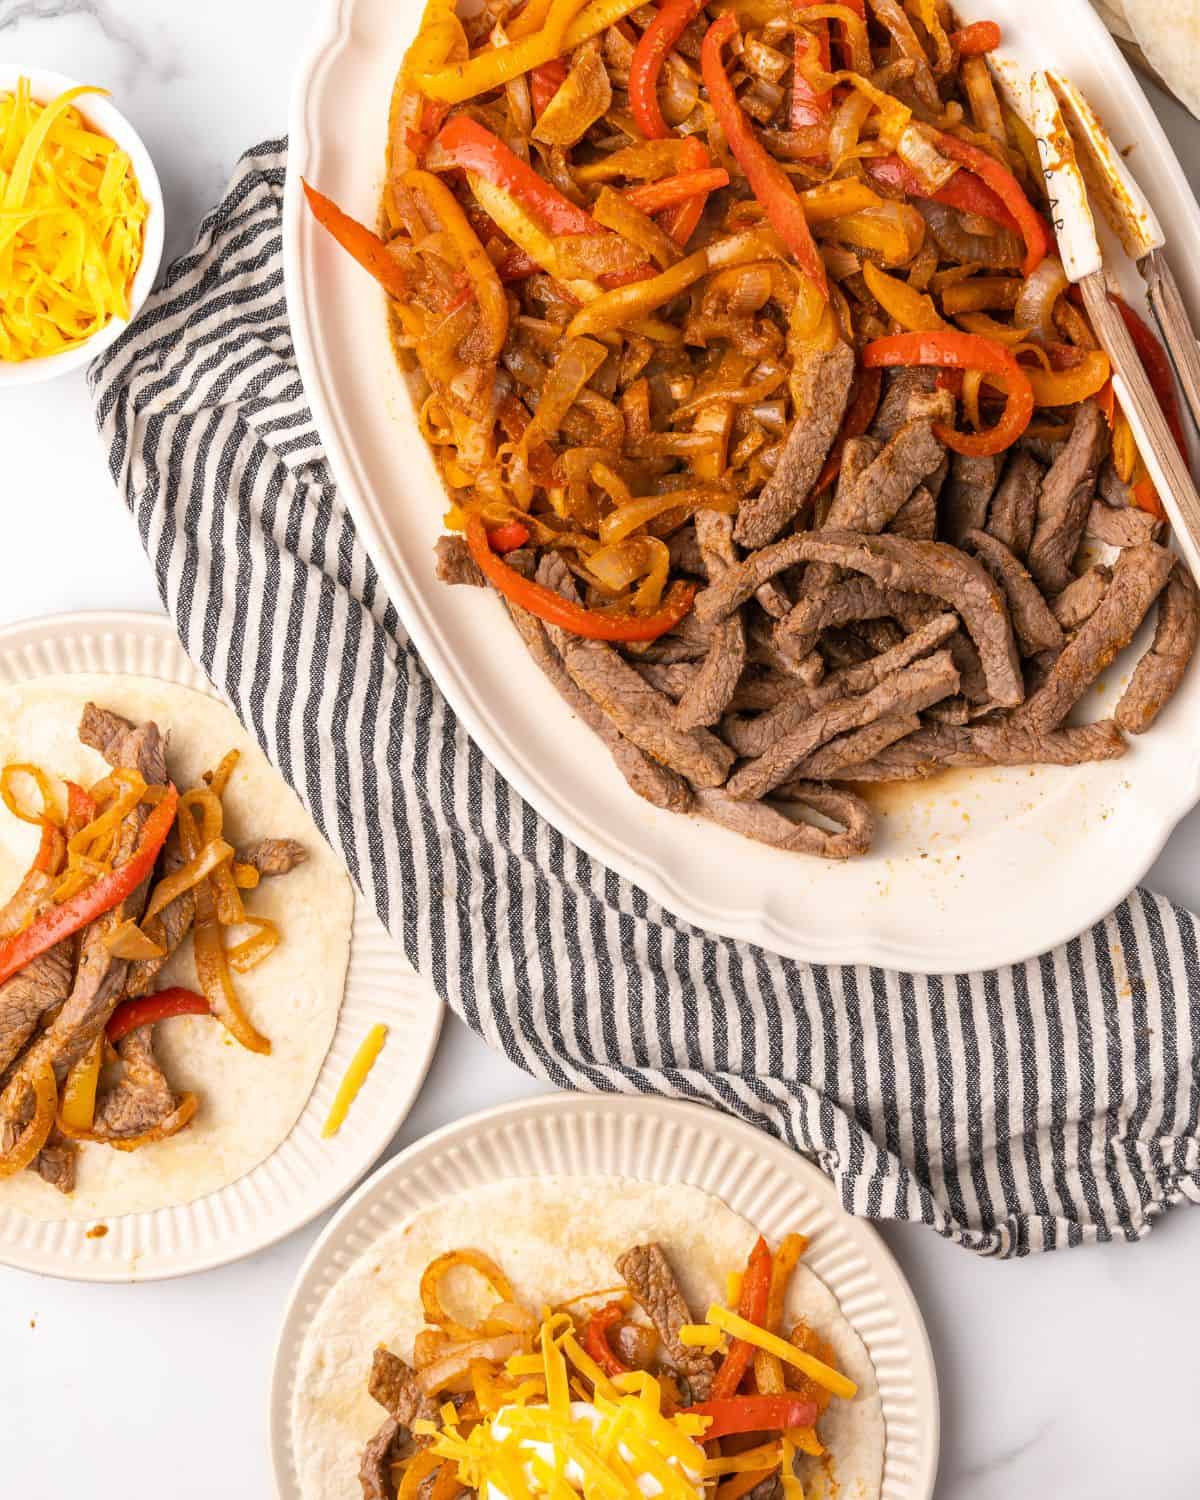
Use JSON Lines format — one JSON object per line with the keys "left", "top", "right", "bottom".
{"left": 291, "top": 1179, "right": 885, "bottom": 1500}
{"left": 0, "top": 675, "right": 353, "bottom": 1219}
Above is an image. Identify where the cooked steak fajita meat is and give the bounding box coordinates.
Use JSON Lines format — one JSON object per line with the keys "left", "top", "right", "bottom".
{"left": 942, "top": 452, "right": 1001, "bottom": 545}
{"left": 360, "top": 1349, "right": 439, "bottom": 1500}
{"left": 1085, "top": 498, "right": 1165, "bottom": 550}
{"left": 838, "top": 718, "right": 1128, "bottom": 778}
{"left": 696, "top": 784, "right": 873, "bottom": 858}
{"left": 726, "top": 648, "right": 960, "bottom": 800}
{"left": 774, "top": 713, "right": 922, "bottom": 781}
{"left": 889, "top": 484, "right": 937, "bottom": 540}
{"left": 236, "top": 838, "right": 308, "bottom": 876}
{"left": 1115, "top": 561, "right": 1200, "bottom": 733}
{"left": 540, "top": 556, "right": 734, "bottom": 788}
{"left": 869, "top": 366, "right": 937, "bottom": 440}
{"left": 674, "top": 511, "right": 747, "bottom": 731}
{"left": 984, "top": 448, "right": 1043, "bottom": 560}
{"left": 0, "top": 943, "right": 74, "bottom": 1076}
{"left": 823, "top": 408, "right": 951, "bottom": 537}
{"left": 961, "top": 530, "right": 1064, "bottom": 657}
{"left": 506, "top": 577, "right": 692, "bottom": 814}
{"left": 615, "top": 1243, "right": 714, "bottom": 1401}
{"left": 1051, "top": 566, "right": 1112, "bottom": 630}
{"left": 734, "top": 341, "right": 855, "bottom": 548}
{"left": 700, "top": 531, "right": 1022, "bottom": 707}
{"left": 89, "top": 1026, "right": 183, "bottom": 1142}
{"left": 433, "top": 533, "right": 486, "bottom": 589}
{"left": 1020, "top": 541, "right": 1176, "bottom": 732}
{"left": 1026, "top": 399, "right": 1108, "bottom": 594}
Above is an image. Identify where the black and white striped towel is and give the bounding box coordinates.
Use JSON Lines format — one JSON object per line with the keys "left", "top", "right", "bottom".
{"left": 89, "top": 142, "right": 1200, "bottom": 1256}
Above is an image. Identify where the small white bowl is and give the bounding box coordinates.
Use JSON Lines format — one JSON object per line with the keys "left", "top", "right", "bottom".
{"left": 0, "top": 66, "right": 165, "bottom": 387}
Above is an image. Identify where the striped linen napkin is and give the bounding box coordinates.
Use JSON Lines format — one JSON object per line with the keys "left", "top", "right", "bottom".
{"left": 89, "top": 142, "right": 1200, "bottom": 1257}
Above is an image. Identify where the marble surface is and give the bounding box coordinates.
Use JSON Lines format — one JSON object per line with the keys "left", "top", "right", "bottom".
{"left": 0, "top": 2, "right": 1199, "bottom": 1497}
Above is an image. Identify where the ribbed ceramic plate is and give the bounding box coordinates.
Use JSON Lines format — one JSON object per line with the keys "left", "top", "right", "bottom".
{"left": 270, "top": 1094, "right": 938, "bottom": 1500}
{"left": 0, "top": 612, "right": 443, "bottom": 1281}
{"left": 286, "top": 0, "right": 1200, "bottom": 972}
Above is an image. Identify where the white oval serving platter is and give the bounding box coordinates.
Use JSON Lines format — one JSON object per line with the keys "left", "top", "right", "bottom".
{"left": 285, "top": 0, "right": 1200, "bottom": 972}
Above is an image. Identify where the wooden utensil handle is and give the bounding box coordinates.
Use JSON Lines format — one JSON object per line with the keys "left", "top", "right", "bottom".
{"left": 1142, "top": 248, "right": 1200, "bottom": 444}
{"left": 1080, "top": 271, "right": 1200, "bottom": 581}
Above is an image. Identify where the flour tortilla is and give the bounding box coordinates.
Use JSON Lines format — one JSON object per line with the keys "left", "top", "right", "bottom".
{"left": 1124, "top": 0, "right": 1200, "bottom": 118}
{"left": 0, "top": 674, "right": 353, "bottom": 1219}
{"left": 291, "top": 1177, "right": 885, "bottom": 1500}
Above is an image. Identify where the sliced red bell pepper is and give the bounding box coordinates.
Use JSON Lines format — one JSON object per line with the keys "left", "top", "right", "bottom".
{"left": 302, "top": 181, "right": 409, "bottom": 302}
{"left": 865, "top": 155, "right": 1020, "bottom": 235}
{"left": 660, "top": 138, "right": 718, "bottom": 248}
{"left": 31, "top": 820, "right": 65, "bottom": 877}
{"left": 933, "top": 132, "right": 1049, "bottom": 277}
{"left": 701, "top": 13, "right": 828, "bottom": 298}
{"left": 711, "top": 1236, "right": 773, "bottom": 1400}
{"left": 624, "top": 166, "right": 731, "bottom": 216}
{"left": 465, "top": 515, "right": 696, "bottom": 642}
{"left": 65, "top": 780, "right": 97, "bottom": 833}
{"left": 862, "top": 330, "right": 1034, "bottom": 456}
{"left": 434, "top": 115, "right": 600, "bottom": 237}
{"left": 583, "top": 1301, "right": 631, "bottom": 1378}
{"left": 950, "top": 19, "right": 1001, "bottom": 54}
{"left": 687, "top": 1394, "right": 820, "bottom": 1440}
{"left": 0, "top": 785, "right": 179, "bottom": 991}
{"left": 1109, "top": 293, "right": 1188, "bottom": 459}
{"left": 530, "top": 58, "right": 569, "bottom": 119}
{"left": 108, "top": 987, "right": 211, "bottom": 1044}
{"left": 486, "top": 521, "right": 532, "bottom": 554}
{"left": 629, "top": 0, "right": 708, "bottom": 140}
{"left": 810, "top": 365, "right": 883, "bottom": 498}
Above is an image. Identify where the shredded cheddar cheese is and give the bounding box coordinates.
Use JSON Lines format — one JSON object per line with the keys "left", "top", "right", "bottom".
{"left": 0, "top": 78, "right": 147, "bottom": 362}
{"left": 434, "top": 1311, "right": 707, "bottom": 1500}
{"left": 704, "top": 1306, "right": 857, "bottom": 1401}
{"left": 321, "top": 1024, "right": 389, "bottom": 1138}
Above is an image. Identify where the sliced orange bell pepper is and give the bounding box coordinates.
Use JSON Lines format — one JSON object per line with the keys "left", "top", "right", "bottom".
{"left": 302, "top": 181, "right": 409, "bottom": 302}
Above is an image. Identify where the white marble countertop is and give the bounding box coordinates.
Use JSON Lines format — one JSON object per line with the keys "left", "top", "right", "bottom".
{"left": 1, "top": 2, "right": 1199, "bottom": 1497}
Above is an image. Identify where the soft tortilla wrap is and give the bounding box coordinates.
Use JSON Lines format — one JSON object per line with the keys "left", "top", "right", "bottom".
{"left": 0, "top": 674, "right": 353, "bottom": 1219}
{"left": 291, "top": 1177, "right": 885, "bottom": 1500}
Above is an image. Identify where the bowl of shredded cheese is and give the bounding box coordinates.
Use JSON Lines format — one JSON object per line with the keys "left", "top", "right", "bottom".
{"left": 0, "top": 67, "right": 164, "bottom": 384}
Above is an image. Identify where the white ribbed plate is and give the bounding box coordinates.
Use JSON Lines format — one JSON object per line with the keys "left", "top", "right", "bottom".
{"left": 287, "top": 0, "right": 1200, "bottom": 972}
{"left": 0, "top": 611, "right": 443, "bottom": 1281}
{"left": 270, "top": 1095, "right": 938, "bottom": 1500}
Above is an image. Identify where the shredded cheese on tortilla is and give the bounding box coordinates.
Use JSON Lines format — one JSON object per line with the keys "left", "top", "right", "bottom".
{"left": 321, "top": 1023, "right": 388, "bottom": 1138}
{"left": 704, "top": 1306, "right": 857, "bottom": 1401}
{"left": 433, "top": 1311, "right": 707, "bottom": 1500}
{"left": 0, "top": 78, "right": 147, "bottom": 362}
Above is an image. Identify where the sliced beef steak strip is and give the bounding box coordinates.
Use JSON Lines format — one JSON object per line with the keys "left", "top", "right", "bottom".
{"left": 1085, "top": 499, "right": 1165, "bottom": 550}
{"left": 869, "top": 366, "right": 938, "bottom": 440}
{"left": 1115, "top": 561, "right": 1200, "bottom": 733}
{"left": 1026, "top": 399, "right": 1108, "bottom": 594}
{"left": 0, "top": 941, "right": 73, "bottom": 1075}
{"left": 668, "top": 525, "right": 705, "bottom": 577}
{"left": 727, "top": 648, "right": 959, "bottom": 799}
{"left": 236, "top": 838, "right": 308, "bottom": 876}
{"left": 775, "top": 712, "right": 921, "bottom": 781}
{"left": 734, "top": 341, "right": 855, "bottom": 547}
{"left": 616, "top": 1242, "right": 715, "bottom": 1400}
{"left": 716, "top": 531, "right": 1023, "bottom": 707}
{"left": 674, "top": 510, "right": 747, "bottom": 731}
{"left": 89, "top": 1025, "right": 181, "bottom": 1141}
{"left": 838, "top": 718, "right": 1127, "bottom": 778}
{"left": 1052, "top": 565, "right": 1111, "bottom": 630}
{"left": 633, "top": 662, "right": 696, "bottom": 700}
{"left": 888, "top": 483, "right": 937, "bottom": 540}
{"left": 34, "top": 1135, "right": 76, "bottom": 1194}
{"left": 540, "top": 557, "right": 733, "bottom": 788}
{"left": 824, "top": 410, "right": 950, "bottom": 536}
{"left": 941, "top": 452, "right": 1001, "bottom": 545}
{"left": 505, "top": 578, "right": 692, "bottom": 814}
{"left": 360, "top": 1350, "right": 439, "bottom": 1500}
{"left": 722, "top": 613, "right": 956, "bottom": 757}
{"left": 1020, "top": 541, "right": 1175, "bottom": 732}
{"left": 359, "top": 1419, "right": 404, "bottom": 1500}
{"left": 78, "top": 702, "right": 135, "bottom": 762}
{"left": 961, "top": 529, "right": 1064, "bottom": 656}
{"left": 984, "top": 448, "right": 1043, "bottom": 560}
{"left": 434, "top": 534, "right": 486, "bottom": 588}
{"left": 697, "top": 784, "right": 873, "bottom": 859}
{"left": 777, "top": 576, "right": 939, "bottom": 648}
